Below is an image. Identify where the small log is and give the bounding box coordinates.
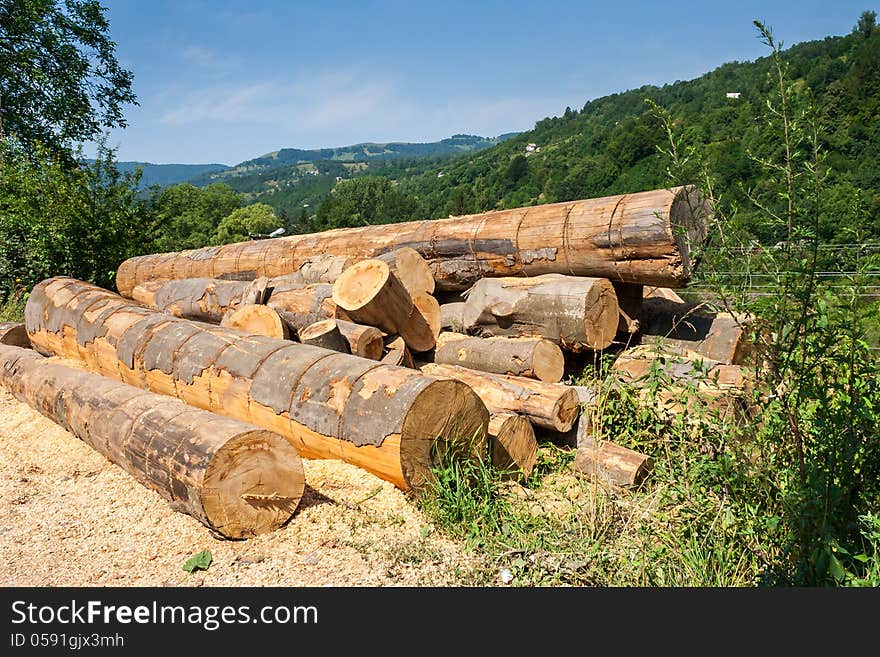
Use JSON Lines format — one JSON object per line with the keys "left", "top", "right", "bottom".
{"left": 573, "top": 436, "right": 653, "bottom": 488}
{"left": 411, "top": 292, "right": 441, "bottom": 349}
{"left": 0, "top": 345, "right": 304, "bottom": 538}
{"left": 336, "top": 320, "right": 383, "bottom": 360}
{"left": 375, "top": 247, "right": 435, "bottom": 295}
{"left": 439, "top": 302, "right": 466, "bottom": 331}
{"left": 434, "top": 332, "right": 564, "bottom": 382}
{"left": 611, "top": 346, "right": 753, "bottom": 390}
{"left": 641, "top": 297, "right": 754, "bottom": 365}
{"left": 533, "top": 386, "right": 597, "bottom": 448}
{"left": 332, "top": 259, "right": 435, "bottom": 352}
{"left": 0, "top": 322, "right": 30, "bottom": 348}
{"left": 25, "top": 277, "right": 490, "bottom": 492}
{"left": 298, "top": 319, "right": 350, "bottom": 353}
{"left": 420, "top": 362, "right": 579, "bottom": 432}
{"left": 488, "top": 413, "right": 537, "bottom": 480}
{"left": 220, "top": 304, "right": 289, "bottom": 339}
{"left": 382, "top": 336, "right": 414, "bottom": 368}
{"left": 266, "top": 283, "right": 348, "bottom": 335}
{"left": 459, "top": 274, "right": 620, "bottom": 351}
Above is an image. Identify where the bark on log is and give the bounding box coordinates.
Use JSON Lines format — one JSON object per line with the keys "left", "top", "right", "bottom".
{"left": 265, "top": 283, "right": 348, "bottom": 335}
{"left": 0, "top": 322, "right": 30, "bottom": 347}
{"left": 115, "top": 186, "right": 710, "bottom": 296}
{"left": 458, "top": 274, "right": 619, "bottom": 351}
{"left": 382, "top": 336, "right": 415, "bottom": 368}
{"left": 488, "top": 413, "right": 537, "bottom": 480}
{"left": 332, "top": 260, "right": 435, "bottom": 352}
{"left": 439, "top": 302, "right": 466, "bottom": 331}
{"left": 298, "top": 319, "right": 350, "bottom": 353}
{"left": 532, "top": 385, "right": 597, "bottom": 448}
{"left": 24, "top": 277, "right": 489, "bottom": 492}
{"left": 0, "top": 344, "right": 304, "bottom": 538}
{"left": 434, "top": 332, "right": 564, "bottom": 382}
{"left": 641, "top": 297, "right": 754, "bottom": 365}
{"left": 375, "top": 247, "right": 435, "bottom": 295}
{"left": 281, "top": 254, "right": 355, "bottom": 285}
{"left": 220, "top": 304, "right": 289, "bottom": 339}
{"left": 573, "top": 436, "right": 653, "bottom": 488}
{"left": 130, "top": 277, "right": 268, "bottom": 323}
{"left": 419, "top": 362, "right": 579, "bottom": 432}
{"left": 336, "top": 320, "right": 383, "bottom": 360}
{"left": 611, "top": 346, "right": 753, "bottom": 390}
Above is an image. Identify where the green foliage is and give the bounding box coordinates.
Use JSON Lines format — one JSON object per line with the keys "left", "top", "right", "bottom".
{"left": 0, "top": 142, "right": 151, "bottom": 298}
{"left": 0, "top": 0, "right": 136, "bottom": 159}
{"left": 149, "top": 183, "right": 241, "bottom": 252}
{"left": 213, "top": 203, "right": 279, "bottom": 244}
{"left": 182, "top": 549, "right": 212, "bottom": 573}
{"left": 313, "top": 176, "right": 422, "bottom": 230}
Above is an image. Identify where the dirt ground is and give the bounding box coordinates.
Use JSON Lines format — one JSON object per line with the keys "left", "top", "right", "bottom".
{"left": 0, "top": 389, "right": 487, "bottom": 587}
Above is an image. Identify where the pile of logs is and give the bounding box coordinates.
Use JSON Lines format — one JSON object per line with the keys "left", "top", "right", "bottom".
{"left": 0, "top": 185, "right": 759, "bottom": 539}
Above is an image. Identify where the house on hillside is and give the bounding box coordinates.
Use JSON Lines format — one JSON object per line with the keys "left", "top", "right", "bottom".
{"left": 726, "top": 92, "right": 741, "bottom": 99}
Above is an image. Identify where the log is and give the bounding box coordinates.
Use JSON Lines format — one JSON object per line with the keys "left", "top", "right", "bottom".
{"left": 419, "top": 362, "right": 579, "bottom": 432}
{"left": 115, "top": 186, "right": 711, "bottom": 296}
{"left": 25, "top": 277, "right": 490, "bottom": 492}
{"left": 434, "top": 332, "right": 564, "bottom": 382}
{"left": 439, "top": 302, "right": 466, "bottom": 331}
{"left": 533, "top": 385, "right": 597, "bottom": 448}
{"left": 0, "top": 345, "right": 304, "bottom": 538}
{"left": 332, "top": 260, "right": 435, "bottom": 352}
{"left": 298, "top": 319, "right": 350, "bottom": 353}
{"left": 611, "top": 346, "right": 753, "bottom": 390}
{"left": 336, "top": 320, "right": 384, "bottom": 360}
{"left": 265, "top": 283, "right": 348, "bottom": 335}
{"left": 459, "top": 274, "right": 619, "bottom": 351}
{"left": 375, "top": 247, "right": 435, "bottom": 295}
{"left": 0, "top": 322, "right": 30, "bottom": 347}
{"left": 573, "top": 436, "right": 653, "bottom": 488}
{"left": 488, "top": 413, "right": 537, "bottom": 480}
{"left": 382, "top": 336, "right": 415, "bottom": 368}
{"left": 641, "top": 297, "right": 754, "bottom": 365}
{"left": 284, "top": 254, "right": 355, "bottom": 285}
{"left": 220, "top": 304, "right": 289, "bottom": 339}
{"left": 130, "top": 277, "right": 268, "bottom": 323}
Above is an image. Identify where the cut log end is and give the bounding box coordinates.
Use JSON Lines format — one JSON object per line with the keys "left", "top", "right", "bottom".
{"left": 670, "top": 185, "right": 711, "bottom": 283}
{"left": 573, "top": 437, "right": 654, "bottom": 488}
{"left": 332, "top": 259, "right": 391, "bottom": 311}
{"left": 489, "top": 413, "right": 537, "bottom": 480}
{"left": 202, "top": 429, "right": 305, "bottom": 538}
{"left": 220, "top": 304, "right": 288, "bottom": 339}
{"left": 0, "top": 322, "right": 30, "bottom": 348}
{"left": 551, "top": 387, "right": 580, "bottom": 433}
{"left": 298, "top": 319, "right": 350, "bottom": 353}
{"left": 400, "top": 379, "right": 489, "bottom": 492}
{"left": 582, "top": 278, "right": 620, "bottom": 351}
{"left": 532, "top": 340, "right": 565, "bottom": 382}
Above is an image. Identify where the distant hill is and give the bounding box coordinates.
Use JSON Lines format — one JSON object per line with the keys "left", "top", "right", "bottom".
{"left": 109, "top": 161, "right": 230, "bottom": 188}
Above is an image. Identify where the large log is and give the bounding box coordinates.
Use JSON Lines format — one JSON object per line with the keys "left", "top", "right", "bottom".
{"left": 265, "top": 283, "right": 348, "bottom": 335}
{"left": 0, "top": 345, "right": 304, "bottom": 538}
{"left": 332, "top": 260, "right": 436, "bottom": 352}
{"left": 375, "top": 247, "right": 435, "bottom": 296}
{"left": 115, "top": 186, "right": 710, "bottom": 296}
{"left": 434, "top": 332, "right": 564, "bottom": 382}
{"left": 282, "top": 254, "right": 355, "bottom": 285}
{"left": 0, "top": 322, "right": 30, "bottom": 347}
{"left": 220, "top": 304, "right": 289, "bottom": 339}
{"left": 419, "top": 362, "right": 579, "bottom": 432}
{"left": 24, "top": 278, "right": 489, "bottom": 492}
{"left": 130, "top": 277, "right": 268, "bottom": 323}
{"left": 458, "top": 274, "right": 619, "bottom": 351}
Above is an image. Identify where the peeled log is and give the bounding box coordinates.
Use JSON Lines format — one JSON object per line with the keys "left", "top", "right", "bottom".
{"left": 573, "top": 437, "right": 653, "bottom": 488}
{"left": 489, "top": 413, "right": 537, "bottom": 479}
{"left": 375, "top": 247, "right": 435, "bottom": 295}
{"left": 298, "top": 319, "right": 350, "bottom": 353}
{"left": 115, "top": 186, "right": 710, "bottom": 296}
{"left": 641, "top": 297, "right": 754, "bottom": 365}
{"left": 332, "top": 260, "right": 435, "bottom": 352}
{"left": 336, "top": 320, "right": 384, "bottom": 360}
{"left": 434, "top": 332, "right": 564, "bottom": 382}
{"left": 0, "top": 322, "right": 29, "bottom": 347}
{"left": 459, "top": 274, "right": 619, "bottom": 351}
{"left": 0, "top": 345, "right": 304, "bottom": 538}
{"left": 439, "top": 302, "right": 466, "bottom": 331}
{"left": 420, "top": 362, "right": 579, "bottom": 432}
{"left": 24, "top": 277, "right": 489, "bottom": 491}
{"left": 221, "top": 304, "right": 289, "bottom": 339}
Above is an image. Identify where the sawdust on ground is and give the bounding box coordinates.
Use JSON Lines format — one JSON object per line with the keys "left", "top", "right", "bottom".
{"left": 0, "top": 390, "right": 488, "bottom": 587}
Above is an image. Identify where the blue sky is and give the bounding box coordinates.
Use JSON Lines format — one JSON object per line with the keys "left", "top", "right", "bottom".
{"left": 94, "top": 0, "right": 874, "bottom": 165}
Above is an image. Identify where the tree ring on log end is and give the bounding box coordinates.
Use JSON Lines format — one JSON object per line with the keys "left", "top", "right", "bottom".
{"left": 332, "top": 259, "right": 392, "bottom": 311}
{"left": 399, "top": 379, "right": 488, "bottom": 492}
{"left": 201, "top": 429, "right": 305, "bottom": 539}
{"left": 582, "top": 278, "right": 620, "bottom": 351}
{"left": 532, "top": 340, "right": 565, "bottom": 382}
{"left": 550, "top": 387, "right": 580, "bottom": 432}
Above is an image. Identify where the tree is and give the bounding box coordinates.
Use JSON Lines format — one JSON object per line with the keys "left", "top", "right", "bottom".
{"left": 151, "top": 183, "right": 241, "bottom": 252}
{"left": 855, "top": 10, "right": 877, "bottom": 39}
{"left": 0, "top": 0, "right": 136, "bottom": 156}
{"left": 213, "top": 203, "right": 279, "bottom": 244}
